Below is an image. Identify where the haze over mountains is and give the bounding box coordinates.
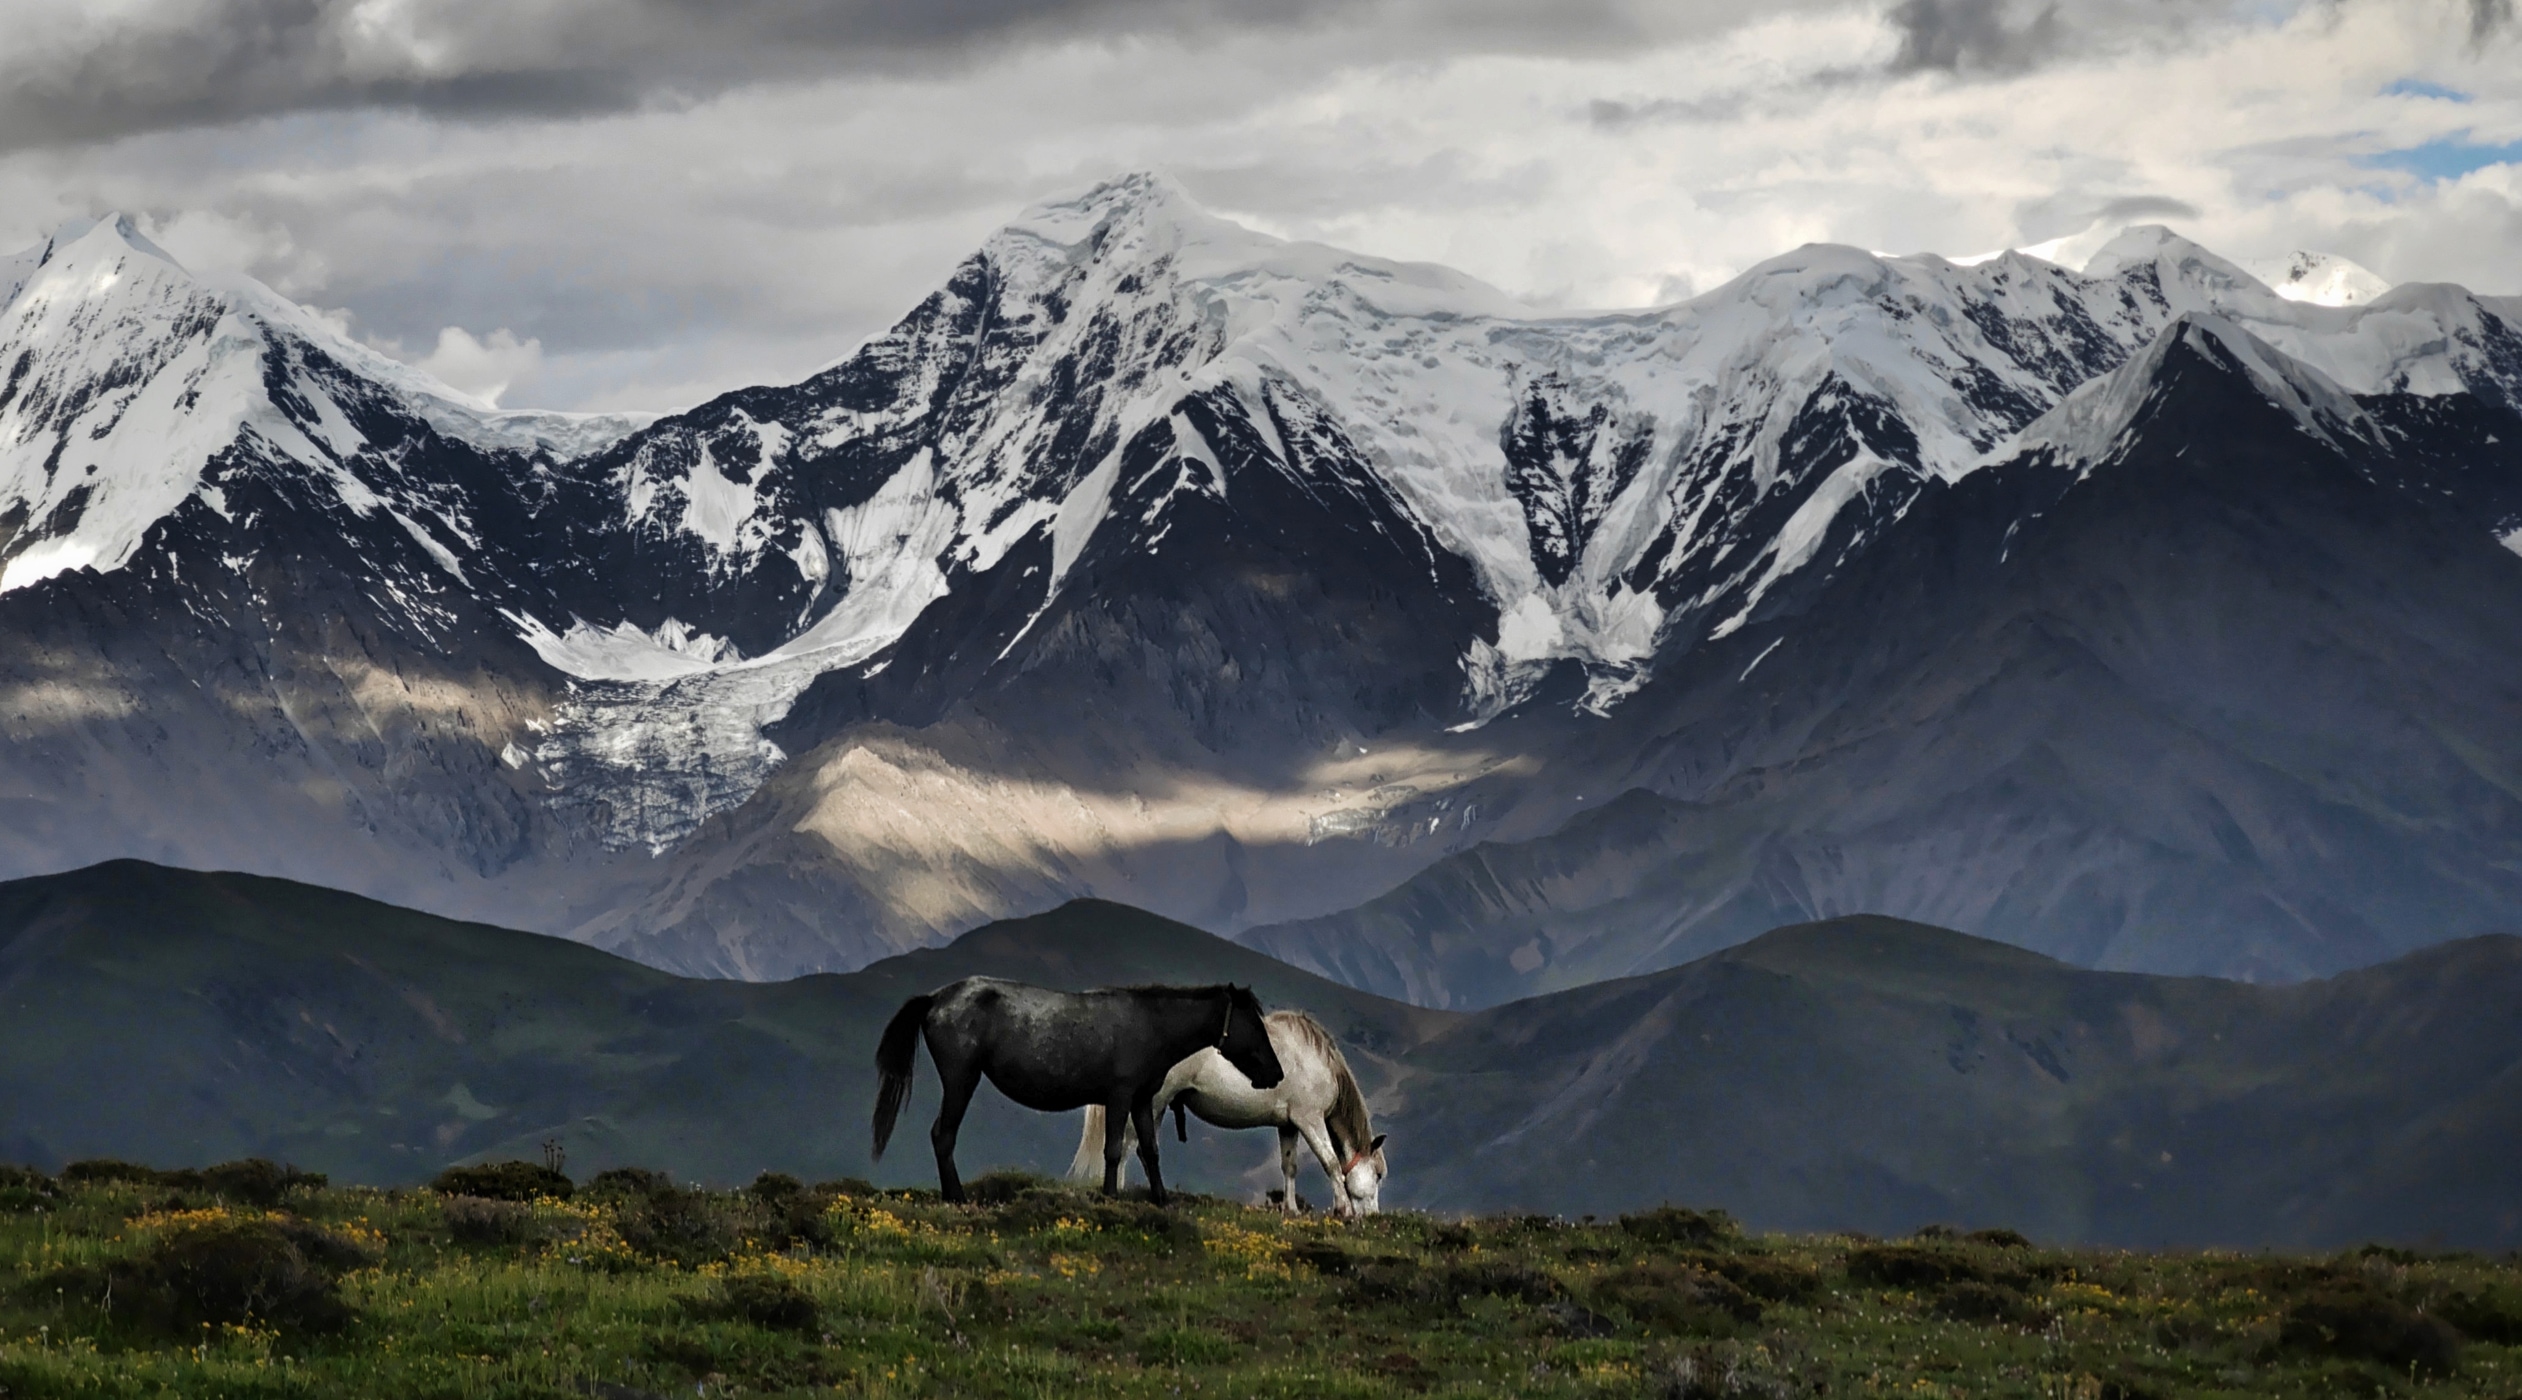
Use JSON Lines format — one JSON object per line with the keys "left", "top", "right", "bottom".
{"left": 2, "top": 176, "right": 2517, "bottom": 999}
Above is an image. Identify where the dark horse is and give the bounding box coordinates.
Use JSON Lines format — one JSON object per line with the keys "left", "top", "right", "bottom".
{"left": 872, "top": 978, "right": 1284, "bottom": 1203}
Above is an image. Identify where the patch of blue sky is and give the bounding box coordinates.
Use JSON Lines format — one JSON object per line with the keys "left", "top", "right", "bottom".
{"left": 2381, "top": 78, "right": 2472, "bottom": 103}
{"left": 2363, "top": 137, "right": 2522, "bottom": 183}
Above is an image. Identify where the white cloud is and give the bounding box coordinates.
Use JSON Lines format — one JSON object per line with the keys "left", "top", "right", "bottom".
{"left": 408, "top": 325, "right": 543, "bottom": 407}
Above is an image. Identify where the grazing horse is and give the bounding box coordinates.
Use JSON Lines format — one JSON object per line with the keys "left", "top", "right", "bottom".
{"left": 1067, "top": 1010, "right": 1390, "bottom": 1215}
{"left": 872, "top": 978, "right": 1284, "bottom": 1204}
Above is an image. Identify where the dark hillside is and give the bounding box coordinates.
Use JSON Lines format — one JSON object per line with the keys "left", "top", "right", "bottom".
{"left": 3, "top": 864, "right": 2515, "bottom": 1248}
{"left": 1390, "top": 915, "right": 2522, "bottom": 1249}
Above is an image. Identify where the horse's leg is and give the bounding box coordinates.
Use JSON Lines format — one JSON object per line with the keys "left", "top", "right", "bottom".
{"left": 1275, "top": 1126, "right": 1302, "bottom": 1215}
{"left": 1101, "top": 1099, "right": 1134, "bottom": 1196}
{"left": 928, "top": 1061, "right": 980, "bottom": 1204}
{"left": 1131, "top": 1098, "right": 1168, "bottom": 1206}
{"left": 1293, "top": 1112, "right": 1351, "bottom": 1217}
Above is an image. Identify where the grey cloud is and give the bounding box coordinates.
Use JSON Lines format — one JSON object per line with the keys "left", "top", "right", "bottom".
{"left": 1586, "top": 95, "right": 1748, "bottom": 129}
{"left": 2476, "top": 0, "right": 2515, "bottom": 39}
{"left": 1887, "top": 0, "right": 2063, "bottom": 74}
{"left": 0, "top": 0, "right": 1762, "bottom": 154}
{"left": 2096, "top": 195, "right": 2203, "bottom": 222}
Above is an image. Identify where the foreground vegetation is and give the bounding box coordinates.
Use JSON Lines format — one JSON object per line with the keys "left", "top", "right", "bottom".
{"left": 0, "top": 1160, "right": 2517, "bottom": 1398}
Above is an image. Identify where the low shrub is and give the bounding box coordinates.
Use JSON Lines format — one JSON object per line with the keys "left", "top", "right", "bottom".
{"left": 0, "top": 1164, "right": 57, "bottom": 1212}
{"left": 1846, "top": 1244, "right": 1992, "bottom": 1290}
{"left": 585, "top": 1167, "right": 675, "bottom": 1200}
{"left": 1967, "top": 1228, "right": 2033, "bottom": 1249}
{"left": 2438, "top": 1281, "right": 2522, "bottom": 1345}
{"left": 1666, "top": 1250, "right": 1824, "bottom": 1306}
{"left": 59, "top": 1159, "right": 165, "bottom": 1186}
{"left": 1932, "top": 1280, "right": 2042, "bottom": 1326}
{"left": 1620, "top": 1206, "right": 1739, "bottom": 1250}
{"left": 1591, "top": 1260, "right": 1762, "bottom": 1335}
{"left": 615, "top": 1186, "right": 739, "bottom": 1267}
{"left": 1351, "top": 1259, "right": 1567, "bottom": 1320}
{"left": 963, "top": 1171, "right": 1042, "bottom": 1206}
{"left": 747, "top": 1171, "right": 808, "bottom": 1205}
{"left": 440, "top": 1194, "right": 542, "bottom": 1247}
{"left": 710, "top": 1273, "right": 821, "bottom": 1333}
{"left": 41, "top": 1216, "right": 376, "bottom": 1337}
{"left": 2276, "top": 1281, "right": 2464, "bottom": 1377}
{"left": 193, "top": 1158, "right": 325, "bottom": 1207}
{"left": 430, "top": 1160, "right": 572, "bottom": 1202}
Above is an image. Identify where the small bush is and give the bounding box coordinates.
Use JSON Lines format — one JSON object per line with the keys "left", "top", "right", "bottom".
{"left": 2438, "top": 1281, "right": 2522, "bottom": 1345}
{"left": 2277, "top": 1282, "right": 2464, "bottom": 1377}
{"left": 430, "top": 1160, "right": 572, "bottom": 1202}
{"left": 1620, "top": 1206, "right": 1739, "bottom": 1250}
{"left": 60, "top": 1159, "right": 165, "bottom": 1186}
{"left": 710, "top": 1273, "right": 821, "bottom": 1333}
{"left": 440, "top": 1194, "right": 542, "bottom": 1247}
{"left": 43, "top": 1217, "right": 375, "bottom": 1337}
{"left": 1668, "top": 1250, "right": 1823, "bottom": 1306}
{"left": 585, "top": 1167, "right": 675, "bottom": 1200}
{"left": 615, "top": 1186, "right": 738, "bottom": 1267}
{"left": 963, "top": 1171, "right": 1042, "bottom": 1206}
{"left": 1592, "top": 1260, "right": 1762, "bottom": 1335}
{"left": 1288, "top": 1240, "right": 1364, "bottom": 1276}
{"left": 195, "top": 1159, "right": 325, "bottom": 1207}
{"left": 1932, "top": 1280, "right": 2041, "bottom": 1326}
{"left": 0, "top": 1164, "right": 58, "bottom": 1212}
{"left": 1846, "top": 1244, "right": 1992, "bottom": 1290}
{"left": 1352, "top": 1259, "right": 1567, "bottom": 1319}
{"left": 1967, "top": 1228, "right": 2032, "bottom": 1249}
{"left": 747, "top": 1171, "right": 808, "bottom": 1205}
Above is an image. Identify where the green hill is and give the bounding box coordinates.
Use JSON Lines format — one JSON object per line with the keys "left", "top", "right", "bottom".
{"left": 0, "top": 860, "right": 1433, "bottom": 1195}
{"left": 3, "top": 863, "right": 2516, "bottom": 1249}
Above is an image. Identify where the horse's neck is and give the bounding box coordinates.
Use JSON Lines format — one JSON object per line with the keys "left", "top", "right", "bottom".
{"left": 1156, "top": 991, "right": 1227, "bottom": 1055}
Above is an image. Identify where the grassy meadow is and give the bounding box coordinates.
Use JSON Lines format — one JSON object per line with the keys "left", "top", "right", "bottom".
{"left": 1, "top": 1159, "right": 2517, "bottom": 1399}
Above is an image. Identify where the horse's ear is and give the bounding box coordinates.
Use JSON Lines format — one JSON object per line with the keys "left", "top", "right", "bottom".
{"left": 1370, "top": 1134, "right": 1387, "bottom": 1152}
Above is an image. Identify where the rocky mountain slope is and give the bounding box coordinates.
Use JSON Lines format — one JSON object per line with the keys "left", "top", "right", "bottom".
{"left": 1, "top": 181, "right": 2517, "bottom": 985}
{"left": 3, "top": 862, "right": 2513, "bottom": 1248}
{"left": 1244, "top": 315, "right": 2522, "bottom": 1001}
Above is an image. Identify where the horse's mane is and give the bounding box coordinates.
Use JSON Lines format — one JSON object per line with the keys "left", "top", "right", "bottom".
{"left": 1102, "top": 984, "right": 1232, "bottom": 997}
{"left": 1268, "top": 1010, "right": 1376, "bottom": 1162}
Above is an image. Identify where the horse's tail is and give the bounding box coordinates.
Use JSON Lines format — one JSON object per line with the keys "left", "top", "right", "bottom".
{"left": 1067, "top": 1105, "right": 1108, "bottom": 1181}
{"left": 871, "top": 994, "right": 935, "bottom": 1160}
{"left": 1069, "top": 1104, "right": 1147, "bottom": 1180}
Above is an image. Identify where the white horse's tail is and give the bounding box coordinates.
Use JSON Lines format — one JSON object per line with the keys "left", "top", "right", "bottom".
{"left": 1068, "top": 1104, "right": 1142, "bottom": 1180}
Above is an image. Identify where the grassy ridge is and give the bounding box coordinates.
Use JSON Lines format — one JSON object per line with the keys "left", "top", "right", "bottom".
{"left": 2, "top": 1163, "right": 2518, "bottom": 1399}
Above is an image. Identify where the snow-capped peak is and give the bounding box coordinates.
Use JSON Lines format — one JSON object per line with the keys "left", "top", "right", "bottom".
{"left": 2009, "top": 311, "right": 2381, "bottom": 472}
{"left": 2242, "top": 250, "right": 2392, "bottom": 308}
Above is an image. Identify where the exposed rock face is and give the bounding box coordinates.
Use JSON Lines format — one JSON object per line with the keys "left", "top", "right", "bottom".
{"left": 1, "top": 186, "right": 2517, "bottom": 985}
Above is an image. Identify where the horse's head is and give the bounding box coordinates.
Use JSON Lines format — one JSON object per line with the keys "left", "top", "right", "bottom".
{"left": 1342, "top": 1135, "right": 1389, "bottom": 1215}
{"left": 1218, "top": 985, "right": 1285, "bottom": 1089}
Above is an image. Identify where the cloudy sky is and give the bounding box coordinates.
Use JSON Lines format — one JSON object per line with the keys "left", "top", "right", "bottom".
{"left": 4, "top": 0, "right": 2517, "bottom": 412}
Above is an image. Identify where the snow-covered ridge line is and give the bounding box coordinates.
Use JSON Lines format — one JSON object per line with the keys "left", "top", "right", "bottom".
{"left": 9, "top": 184, "right": 2517, "bottom": 702}
{"left": 0, "top": 215, "right": 657, "bottom": 599}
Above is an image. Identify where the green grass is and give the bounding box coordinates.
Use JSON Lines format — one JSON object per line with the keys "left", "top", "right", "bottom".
{"left": 2, "top": 1163, "right": 2518, "bottom": 1399}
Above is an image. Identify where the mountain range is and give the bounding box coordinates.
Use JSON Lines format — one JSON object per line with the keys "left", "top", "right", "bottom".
{"left": 3, "top": 861, "right": 2513, "bottom": 1250}
{"left": 2, "top": 175, "right": 2518, "bottom": 1002}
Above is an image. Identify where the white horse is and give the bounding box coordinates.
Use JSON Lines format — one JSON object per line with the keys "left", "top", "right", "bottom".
{"left": 1067, "top": 1009, "right": 1389, "bottom": 1214}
